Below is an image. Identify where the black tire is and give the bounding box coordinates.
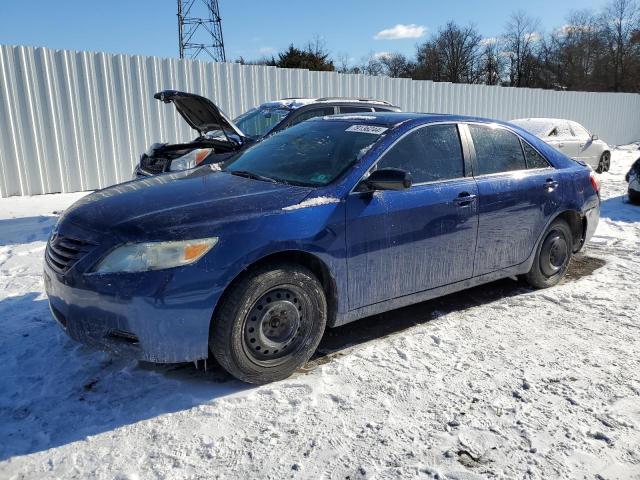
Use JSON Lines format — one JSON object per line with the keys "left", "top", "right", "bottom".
{"left": 629, "top": 189, "right": 640, "bottom": 205}
{"left": 210, "top": 263, "right": 327, "bottom": 384}
{"left": 596, "top": 151, "right": 610, "bottom": 173}
{"left": 524, "top": 219, "right": 573, "bottom": 289}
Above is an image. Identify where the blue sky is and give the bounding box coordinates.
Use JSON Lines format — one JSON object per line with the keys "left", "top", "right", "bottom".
{"left": 1, "top": 0, "right": 606, "bottom": 63}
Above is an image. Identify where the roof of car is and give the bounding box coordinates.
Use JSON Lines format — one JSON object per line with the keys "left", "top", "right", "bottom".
{"left": 260, "top": 97, "right": 399, "bottom": 110}
{"left": 313, "top": 111, "right": 513, "bottom": 128}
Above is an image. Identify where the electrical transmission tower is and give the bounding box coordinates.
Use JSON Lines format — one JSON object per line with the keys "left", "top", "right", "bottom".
{"left": 177, "top": 0, "right": 226, "bottom": 62}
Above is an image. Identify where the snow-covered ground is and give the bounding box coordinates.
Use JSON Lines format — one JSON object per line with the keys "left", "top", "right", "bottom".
{"left": 1, "top": 148, "right": 639, "bottom": 480}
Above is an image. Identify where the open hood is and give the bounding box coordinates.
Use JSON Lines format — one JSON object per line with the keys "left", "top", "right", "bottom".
{"left": 154, "top": 90, "right": 246, "bottom": 141}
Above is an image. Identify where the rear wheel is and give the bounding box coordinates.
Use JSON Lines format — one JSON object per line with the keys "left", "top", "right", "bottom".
{"left": 596, "top": 151, "right": 610, "bottom": 173}
{"left": 524, "top": 219, "right": 573, "bottom": 289}
{"left": 210, "top": 263, "right": 327, "bottom": 384}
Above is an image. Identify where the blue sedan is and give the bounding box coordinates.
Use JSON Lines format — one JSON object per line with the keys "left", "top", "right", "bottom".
{"left": 44, "top": 113, "right": 600, "bottom": 383}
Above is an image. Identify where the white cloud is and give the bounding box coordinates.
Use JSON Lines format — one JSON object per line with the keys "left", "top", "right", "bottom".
{"left": 480, "top": 37, "right": 498, "bottom": 46}
{"left": 258, "top": 46, "right": 276, "bottom": 55}
{"left": 525, "top": 32, "right": 542, "bottom": 42}
{"left": 373, "top": 51, "right": 391, "bottom": 60}
{"left": 374, "top": 24, "right": 426, "bottom": 40}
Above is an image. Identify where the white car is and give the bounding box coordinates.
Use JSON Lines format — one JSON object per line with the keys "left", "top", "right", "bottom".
{"left": 511, "top": 118, "right": 611, "bottom": 173}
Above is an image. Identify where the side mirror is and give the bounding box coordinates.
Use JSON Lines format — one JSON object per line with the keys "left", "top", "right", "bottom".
{"left": 360, "top": 168, "right": 412, "bottom": 191}
{"left": 591, "top": 134, "right": 599, "bottom": 141}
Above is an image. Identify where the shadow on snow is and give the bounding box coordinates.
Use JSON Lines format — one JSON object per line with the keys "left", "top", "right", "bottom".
{"left": 0, "top": 214, "right": 607, "bottom": 461}
{"left": 600, "top": 194, "right": 640, "bottom": 223}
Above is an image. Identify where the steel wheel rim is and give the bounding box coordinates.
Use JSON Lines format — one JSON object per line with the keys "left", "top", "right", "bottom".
{"left": 242, "top": 286, "right": 311, "bottom": 366}
{"left": 540, "top": 230, "right": 568, "bottom": 277}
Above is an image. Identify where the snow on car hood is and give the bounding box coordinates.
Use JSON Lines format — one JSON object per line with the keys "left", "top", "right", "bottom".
{"left": 62, "top": 168, "right": 313, "bottom": 236}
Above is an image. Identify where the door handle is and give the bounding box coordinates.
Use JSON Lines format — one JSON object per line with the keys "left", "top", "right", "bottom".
{"left": 557, "top": 143, "right": 565, "bottom": 148}
{"left": 579, "top": 143, "right": 585, "bottom": 148}
{"left": 453, "top": 192, "right": 477, "bottom": 207}
{"left": 544, "top": 178, "right": 559, "bottom": 190}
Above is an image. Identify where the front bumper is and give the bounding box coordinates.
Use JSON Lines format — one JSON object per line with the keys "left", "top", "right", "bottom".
{"left": 44, "top": 260, "right": 223, "bottom": 363}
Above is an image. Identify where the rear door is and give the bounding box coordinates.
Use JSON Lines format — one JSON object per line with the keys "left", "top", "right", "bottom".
{"left": 345, "top": 123, "right": 478, "bottom": 309}
{"left": 466, "top": 124, "right": 562, "bottom": 275}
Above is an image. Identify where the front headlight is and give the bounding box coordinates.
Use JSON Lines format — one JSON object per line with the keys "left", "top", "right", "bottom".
{"left": 94, "top": 237, "right": 218, "bottom": 273}
{"left": 169, "top": 148, "right": 213, "bottom": 172}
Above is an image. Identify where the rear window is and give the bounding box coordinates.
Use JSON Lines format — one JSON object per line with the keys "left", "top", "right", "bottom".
{"left": 224, "top": 120, "right": 387, "bottom": 186}
{"left": 468, "top": 125, "right": 526, "bottom": 175}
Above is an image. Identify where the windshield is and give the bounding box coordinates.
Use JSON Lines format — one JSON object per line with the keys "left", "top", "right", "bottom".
{"left": 511, "top": 119, "right": 556, "bottom": 137}
{"left": 224, "top": 120, "right": 388, "bottom": 186}
{"left": 233, "top": 106, "right": 292, "bottom": 139}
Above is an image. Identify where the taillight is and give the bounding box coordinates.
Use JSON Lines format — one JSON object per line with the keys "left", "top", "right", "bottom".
{"left": 589, "top": 171, "right": 600, "bottom": 196}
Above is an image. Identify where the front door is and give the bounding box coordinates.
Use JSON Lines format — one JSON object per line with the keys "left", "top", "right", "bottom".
{"left": 345, "top": 123, "right": 478, "bottom": 309}
{"left": 569, "top": 121, "right": 600, "bottom": 169}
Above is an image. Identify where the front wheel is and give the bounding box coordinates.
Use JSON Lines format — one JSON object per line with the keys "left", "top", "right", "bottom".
{"left": 524, "top": 219, "right": 573, "bottom": 289}
{"left": 210, "top": 263, "right": 327, "bottom": 384}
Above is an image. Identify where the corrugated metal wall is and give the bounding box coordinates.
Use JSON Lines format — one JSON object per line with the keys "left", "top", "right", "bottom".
{"left": 1, "top": 44, "right": 639, "bottom": 197}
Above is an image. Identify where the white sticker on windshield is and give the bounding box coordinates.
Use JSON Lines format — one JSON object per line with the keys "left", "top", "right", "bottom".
{"left": 345, "top": 125, "right": 388, "bottom": 135}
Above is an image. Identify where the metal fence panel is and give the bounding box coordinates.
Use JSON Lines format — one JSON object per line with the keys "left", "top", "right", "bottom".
{"left": 1, "top": 44, "right": 640, "bottom": 197}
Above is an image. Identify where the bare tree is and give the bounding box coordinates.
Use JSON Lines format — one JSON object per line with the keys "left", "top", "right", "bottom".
{"left": 478, "top": 38, "right": 504, "bottom": 85}
{"left": 378, "top": 52, "right": 415, "bottom": 78}
{"left": 503, "top": 11, "right": 542, "bottom": 86}
{"left": 601, "top": 0, "right": 639, "bottom": 90}
{"left": 415, "top": 21, "right": 482, "bottom": 83}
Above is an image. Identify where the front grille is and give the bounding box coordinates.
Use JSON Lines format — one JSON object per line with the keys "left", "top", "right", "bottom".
{"left": 46, "top": 234, "right": 97, "bottom": 274}
{"left": 140, "top": 155, "right": 170, "bottom": 174}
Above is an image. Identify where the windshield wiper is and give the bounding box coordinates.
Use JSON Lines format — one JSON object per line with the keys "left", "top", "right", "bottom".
{"left": 229, "top": 170, "right": 278, "bottom": 184}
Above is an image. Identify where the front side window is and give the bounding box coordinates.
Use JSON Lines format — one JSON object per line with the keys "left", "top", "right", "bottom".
{"left": 224, "top": 120, "right": 386, "bottom": 186}
{"left": 556, "top": 122, "right": 574, "bottom": 138}
{"left": 375, "top": 124, "right": 464, "bottom": 183}
{"left": 468, "top": 125, "right": 527, "bottom": 175}
{"left": 570, "top": 122, "right": 590, "bottom": 139}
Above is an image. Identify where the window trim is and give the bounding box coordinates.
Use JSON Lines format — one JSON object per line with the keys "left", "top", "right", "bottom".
{"left": 464, "top": 122, "right": 553, "bottom": 178}
{"left": 350, "top": 121, "right": 471, "bottom": 194}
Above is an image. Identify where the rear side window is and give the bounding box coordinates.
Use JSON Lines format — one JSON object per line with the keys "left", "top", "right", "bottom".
{"left": 468, "top": 125, "right": 526, "bottom": 175}
{"left": 290, "top": 107, "right": 335, "bottom": 126}
{"left": 339, "top": 106, "right": 374, "bottom": 113}
{"left": 376, "top": 124, "right": 464, "bottom": 183}
{"left": 522, "top": 142, "right": 550, "bottom": 169}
